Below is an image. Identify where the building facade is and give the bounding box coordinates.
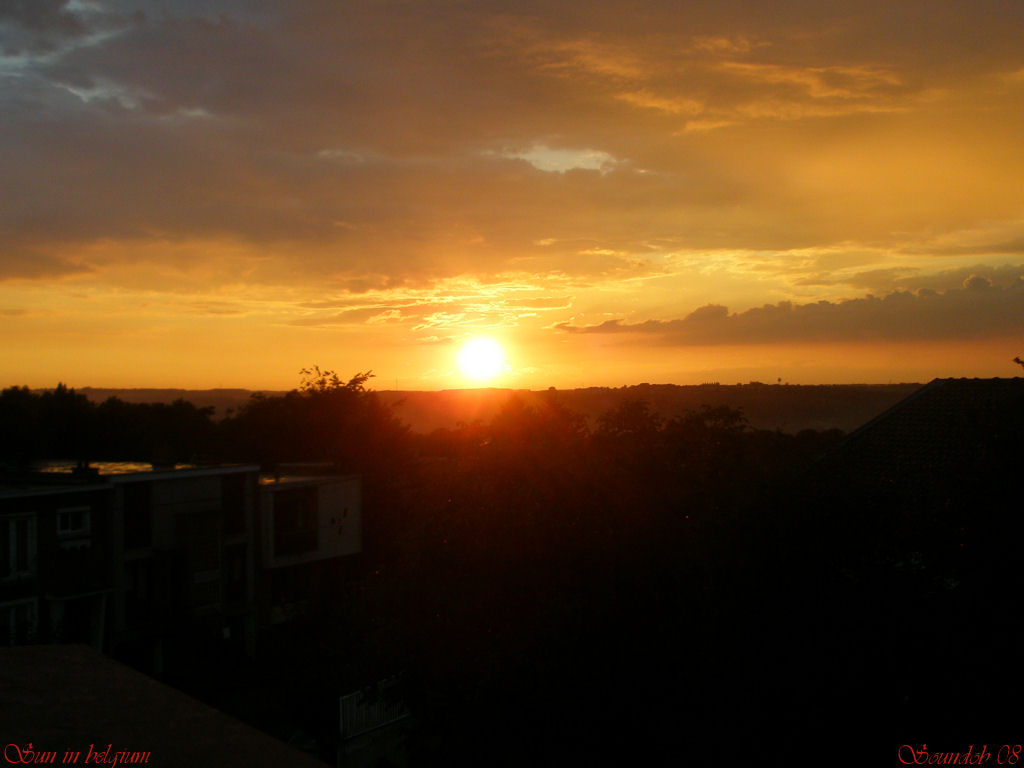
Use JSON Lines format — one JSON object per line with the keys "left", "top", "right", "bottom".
{"left": 258, "top": 470, "right": 362, "bottom": 629}
{"left": 1, "top": 463, "right": 363, "bottom": 673}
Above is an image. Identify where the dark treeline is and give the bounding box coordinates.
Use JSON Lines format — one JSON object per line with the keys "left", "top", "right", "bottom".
{"left": 0, "top": 383, "right": 217, "bottom": 467}
{"left": 4, "top": 372, "right": 1021, "bottom": 763}
{"left": 0, "top": 369, "right": 409, "bottom": 472}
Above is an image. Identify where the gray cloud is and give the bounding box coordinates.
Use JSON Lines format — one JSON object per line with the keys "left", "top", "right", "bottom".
{"left": 797, "top": 264, "right": 1024, "bottom": 294}
{"left": 907, "top": 238, "right": 1024, "bottom": 257}
{"left": 0, "top": 0, "right": 87, "bottom": 53}
{"left": 3, "top": 1, "right": 1024, "bottom": 287}
{"left": 558, "top": 281, "right": 1024, "bottom": 344}
{"left": 0, "top": 248, "right": 91, "bottom": 280}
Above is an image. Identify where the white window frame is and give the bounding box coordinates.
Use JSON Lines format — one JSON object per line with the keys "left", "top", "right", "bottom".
{"left": 57, "top": 505, "right": 91, "bottom": 539}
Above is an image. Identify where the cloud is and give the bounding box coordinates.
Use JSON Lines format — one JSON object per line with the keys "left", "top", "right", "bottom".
{"left": 0, "top": 0, "right": 87, "bottom": 53}
{"left": 913, "top": 238, "right": 1024, "bottom": 257}
{"left": 291, "top": 306, "right": 410, "bottom": 327}
{"left": 498, "top": 145, "right": 619, "bottom": 173}
{"left": 557, "top": 281, "right": 1024, "bottom": 344}
{"left": 717, "top": 60, "right": 904, "bottom": 102}
{"left": 0, "top": 248, "right": 91, "bottom": 281}
{"left": 290, "top": 288, "right": 575, "bottom": 329}
{"left": 186, "top": 300, "right": 247, "bottom": 316}
{"left": 795, "top": 263, "right": 1024, "bottom": 294}
{"left": 2, "top": 0, "right": 1024, "bottom": 293}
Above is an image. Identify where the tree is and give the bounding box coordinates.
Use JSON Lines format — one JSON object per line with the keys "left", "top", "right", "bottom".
{"left": 299, "top": 366, "right": 373, "bottom": 395}
{"left": 220, "top": 366, "right": 408, "bottom": 475}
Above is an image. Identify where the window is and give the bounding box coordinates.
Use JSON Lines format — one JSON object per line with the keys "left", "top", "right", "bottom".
{"left": 222, "top": 474, "right": 247, "bottom": 535}
{"left": 123, "top": 482, "right": 153, "bottom": 549}
{"left": 124, "top": 559, "right": 153, "bottom": 625}
{"left": 272, "top": 487, "right": 319, "bottom": 556}
{"left": 1, "top": 517, "right": 36, "bottom": 581}
{"left": 57, "top": 506, "right": 91, "bottom": 538}
{"left": 224, "top": 543, "right": 248, "bottom": 603}
{"left": 0, "top": 599, "right": 37, "bottom": 645}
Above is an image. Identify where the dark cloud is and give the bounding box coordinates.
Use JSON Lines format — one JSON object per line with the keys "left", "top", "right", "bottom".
{"left": 908, "top": 238, "right": 1024, "bottom": 257}
{"left": 558, "top": 281, "right": 1024, "bottom": 344}
{"left": 815, "top": 264, "right": 1024, "bottom": 294}
{"left": 0, "top": 0, "right": 86, "bottom": 53}
{"left": 792, "top": 267, "right": 911, "bottom": 289}
{"left": 0, "top": 249, "right": 91, "bottom": 281}
{"left": 2, "top": 1, "right": 1024, "bottom": 286}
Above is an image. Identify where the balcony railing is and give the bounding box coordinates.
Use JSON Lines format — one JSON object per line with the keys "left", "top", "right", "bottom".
{"left": 340, "top": 683, "right": 409, "bottom": 740}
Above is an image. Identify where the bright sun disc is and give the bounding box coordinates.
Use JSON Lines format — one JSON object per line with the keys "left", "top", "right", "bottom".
{"left": 457, "top": 338, "right": 505, "bottom": 381}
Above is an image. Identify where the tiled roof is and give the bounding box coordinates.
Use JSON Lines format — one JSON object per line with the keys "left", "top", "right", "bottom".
{"left": 826, "top": 377, "right": 1024, "bottom": 480}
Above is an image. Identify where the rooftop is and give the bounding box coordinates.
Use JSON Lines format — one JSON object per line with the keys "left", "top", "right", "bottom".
{"left": 827, "top": 377, "right": 1024, "bottom": 478}
{"left": 0, "top": 463, "right": 260, "bottom": 496}
{"left": 0, "top": 645, "right": 327, "bottom": 768}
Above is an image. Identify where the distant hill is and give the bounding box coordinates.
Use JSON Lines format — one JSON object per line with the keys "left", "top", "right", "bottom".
{"left": 72, "top": 383, "right": 924, "bottom": 434}
{"left": 75, "top": 388, "right": 287, "bottom": 418}
{"left": 380, "top": 383, "right": 922, "bottom": 434}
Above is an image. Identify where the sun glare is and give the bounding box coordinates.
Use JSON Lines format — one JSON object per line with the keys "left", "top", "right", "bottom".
{"left": 457, "top": 337, "right": 505, "bottom": 382}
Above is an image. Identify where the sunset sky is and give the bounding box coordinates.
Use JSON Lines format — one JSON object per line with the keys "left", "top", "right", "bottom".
{"left": 3, "top": 1, "right": 1024, "bottom": 390}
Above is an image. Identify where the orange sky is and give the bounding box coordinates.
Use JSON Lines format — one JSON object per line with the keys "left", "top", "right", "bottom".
{"left": 2, "top": 1, "right": 1024, "bottom": 389}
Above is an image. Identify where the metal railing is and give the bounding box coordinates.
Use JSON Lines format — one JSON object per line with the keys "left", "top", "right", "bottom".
{"left": 339, "top": 681, "right": 409, "bottom": 740}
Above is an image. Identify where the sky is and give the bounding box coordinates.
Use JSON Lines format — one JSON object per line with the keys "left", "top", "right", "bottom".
{"left": 2, "top": 0, "right": 1024, "bottom": 390}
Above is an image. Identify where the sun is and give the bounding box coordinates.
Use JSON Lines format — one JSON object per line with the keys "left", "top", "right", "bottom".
{"left": 457, "top": 337, "right": 505, "bottom": 382}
